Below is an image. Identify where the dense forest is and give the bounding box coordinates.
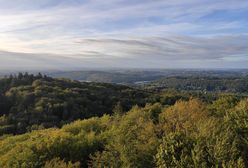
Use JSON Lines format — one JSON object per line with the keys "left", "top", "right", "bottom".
{"left": 0, "top": 73, "right": 152, "bottom": 135}
{"left": 0, "top": 73, "right": 247, "bottom": 167}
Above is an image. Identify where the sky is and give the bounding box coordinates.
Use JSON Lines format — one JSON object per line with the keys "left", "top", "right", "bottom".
{"left": 0, "top": 0, "right": 248, "bottom": 70}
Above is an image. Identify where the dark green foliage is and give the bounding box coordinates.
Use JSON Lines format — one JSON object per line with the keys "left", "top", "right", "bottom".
{"left": 0, "top": 73, "right": 150, "bottom": 135}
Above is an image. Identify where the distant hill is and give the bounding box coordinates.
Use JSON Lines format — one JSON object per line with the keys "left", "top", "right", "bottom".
{"left": 143, "top": 76, "right": 248, "bottom": 93}
{"left": 48, "top": 69, "right": 248, "bottom": 84}
{"left": 48, "top": 70, "right": 164, "bottom": 84}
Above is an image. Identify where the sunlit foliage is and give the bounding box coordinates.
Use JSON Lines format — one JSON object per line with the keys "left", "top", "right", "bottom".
{"left": 0, "top": 74, "right": 247, "bottom": 167}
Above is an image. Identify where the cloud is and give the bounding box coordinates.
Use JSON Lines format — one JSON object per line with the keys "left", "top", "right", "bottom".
{"left": 1, "top": 35, "right": 248, "bottom": 69}
{"left": 0, "top": 0, "right": 248, "bottom": 69}
{"left": 76, "top": 35, "right": 248, "bottom": 61}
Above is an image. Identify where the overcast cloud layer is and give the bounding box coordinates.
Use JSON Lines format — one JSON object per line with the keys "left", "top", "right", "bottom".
{"left": 0, "top": 0, "right": 248, "bottom": 70}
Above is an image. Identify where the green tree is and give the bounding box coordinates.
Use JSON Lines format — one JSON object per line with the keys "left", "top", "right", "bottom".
{"left": 155, "top": 132, "right": 194, "bottom": 168}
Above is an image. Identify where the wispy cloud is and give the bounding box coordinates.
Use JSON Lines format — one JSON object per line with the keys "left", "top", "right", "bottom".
{"left": 0, "top": 0, "right": 248, "bottom": 69}
{"left": 1, "top": 35, "right": 247, "bottom": 69}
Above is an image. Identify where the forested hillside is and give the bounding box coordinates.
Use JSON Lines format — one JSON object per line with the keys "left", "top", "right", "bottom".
{"left": 143, "top": 76, "right": 248, "bottom": 93}
{"left": 0, "top": 73, "right": 150, "bottom": 135}
{"left": 0, "top": 73, "right": 247, "bottom": 167}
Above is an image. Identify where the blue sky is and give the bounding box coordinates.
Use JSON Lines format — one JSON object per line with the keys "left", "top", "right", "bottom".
{"left": 0, "top": 0, "right": 248, "bottom": 70}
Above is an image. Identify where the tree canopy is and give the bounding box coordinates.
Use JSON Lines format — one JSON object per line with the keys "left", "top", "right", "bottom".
{"left": 0, "top": 74, "right": 247, "bottom": 167}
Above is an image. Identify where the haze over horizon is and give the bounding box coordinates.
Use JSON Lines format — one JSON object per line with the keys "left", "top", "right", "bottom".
{"left": 0, "top": 0, "right": 248, "bottom": 70}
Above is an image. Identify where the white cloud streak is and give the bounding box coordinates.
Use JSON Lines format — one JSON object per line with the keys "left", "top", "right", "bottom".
{"left": 0, "top": 0, "right": 247, "bottom": 69}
